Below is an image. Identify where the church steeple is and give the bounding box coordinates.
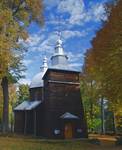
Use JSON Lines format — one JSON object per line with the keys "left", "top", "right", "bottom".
{"left": 54, "top": 32, "right": 64, "bottom": 54}
{"left": 51, "top": 32, "right": 68, "bottom": 67}
{"left": 30, "top": 56, "right": 48, "bottom": 89}
{"left": 40, "top": 56, "right": 48, "bottom": 71}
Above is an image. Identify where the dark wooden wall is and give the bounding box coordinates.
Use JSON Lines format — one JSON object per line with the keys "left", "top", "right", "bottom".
{"left": 14, "top": 111, "right": 25, "bottom": 134}
{"left": 44, "top": 69, "right": 80, "bottom": 82}
{"left": 29, "top": 87, "right": 43, "bottom": 101}
{"left": 35, "top": 104, "right": 45, "bottom": 136}
{"left": 43, "top": 69, "right": 88, "bottom": 138}
{"left": 14, "top": 69, "right": 88, "bottom": 138}
{"left": 25, "top": 111, "right": 34, "bottom": 134}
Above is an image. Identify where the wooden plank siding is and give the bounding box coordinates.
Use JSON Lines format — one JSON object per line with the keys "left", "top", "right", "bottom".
{"left": 29, "top": 87, "right": 43, "bottom": 101}
{"left": 14, "top": 68, "right": 88, "bottom": 139}
{"left": 14, "top": 111, "right": 25, "bottom": 134}
{"left": 43, "top": 69, "right": 88, "bottom": 138}
{"left": 44, "top": 70, "right": 80, "bottom": 82}
{"left": 44, "top": 83, "right": 82, "bottom": 111}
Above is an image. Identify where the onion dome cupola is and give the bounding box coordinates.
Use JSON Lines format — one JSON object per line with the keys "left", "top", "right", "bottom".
{"left": 29, "top": 56, "right": 48, "bottom": 88}
{"left": 50, "top": 33, "right": 69, "bottom": 69}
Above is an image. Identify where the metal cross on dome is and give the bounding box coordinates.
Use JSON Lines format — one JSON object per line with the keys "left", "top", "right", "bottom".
{"left": 57, "top": 30, "right": 62, "bottom": 40}
{"left": 56, "top": 16, "right": 63, "bottom": 40}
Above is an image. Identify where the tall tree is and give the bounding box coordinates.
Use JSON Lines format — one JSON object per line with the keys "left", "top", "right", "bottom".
{"left": 81, "top": 62, "right": 103, "bottom": 133}
{"left": 0, "top": 0, "right": 43, "bottom": 133}
{"left": 83, "top": 0, "right": 122, "bottom": 133}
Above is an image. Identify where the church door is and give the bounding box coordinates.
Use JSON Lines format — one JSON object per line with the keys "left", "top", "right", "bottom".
{"left": 64, "top": 123, "right": 73, "bottom": 139}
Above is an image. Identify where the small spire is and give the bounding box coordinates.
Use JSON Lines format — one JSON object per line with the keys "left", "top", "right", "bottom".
{"left": 57, "top": 31, "right": 61, "bottom": 40}
{"left": 56, "top": 31, "right": 62, "bottom": 45}
{"left": 56, "top": 16, "right": 63, "bottom": 49}
{"left": 40, "top": 56, "right": 48, "bottom": 71}
{"left": 50, "top": 16, "right": 68, "bottom": 68}
{"left": 51, "top": 31, "right": 68, "bottom": 67}
{"left": 54, "top": 30, "right": 64, "bottom": 55}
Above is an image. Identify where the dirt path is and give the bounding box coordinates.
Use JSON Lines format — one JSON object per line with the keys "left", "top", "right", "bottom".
{"left": 89, "top": 134, "right": 121, "bottom": 147}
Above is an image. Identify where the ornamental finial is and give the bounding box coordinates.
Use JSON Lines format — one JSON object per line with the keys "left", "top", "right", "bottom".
{"left": 40, "top": 56, "right": 48, "bottom": 71}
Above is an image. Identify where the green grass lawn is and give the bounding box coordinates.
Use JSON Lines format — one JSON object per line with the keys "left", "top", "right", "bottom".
{"left": 0, "top": 136, "right": 122, "bottom": 150}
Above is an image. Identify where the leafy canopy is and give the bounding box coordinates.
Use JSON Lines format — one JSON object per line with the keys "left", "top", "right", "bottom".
{"left": 0, "top": 0, "right": 43, "bottom": 79}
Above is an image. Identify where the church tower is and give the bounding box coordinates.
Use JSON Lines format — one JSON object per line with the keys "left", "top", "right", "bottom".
{"left": 51, "top": 33, "right": 68, "bottom": 69}
{"left": 42, "top": 34, "right": 88, "bottom": 139}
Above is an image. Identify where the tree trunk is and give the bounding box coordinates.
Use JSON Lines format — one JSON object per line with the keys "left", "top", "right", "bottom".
{"left": 113, "top": 112, "right": 117, "bottom": 134}
{"left": 90, "top": 100, "right": 94, "bottom": 132}
{"left": 101, "top": 97, "right": 105, "bottom": 134}
{"left": 1, "top": 76, "right": 9, "bottom": 133}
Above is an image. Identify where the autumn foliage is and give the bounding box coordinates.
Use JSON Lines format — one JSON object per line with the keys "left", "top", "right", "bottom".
{"left": 82, "top": 0, "right": 122, "bottom": 132}
{"left": 83, "top": 0, "right": 122, "bottom": 108}
{"left": 0, "top": 0, "right": 43, "bottom": 78}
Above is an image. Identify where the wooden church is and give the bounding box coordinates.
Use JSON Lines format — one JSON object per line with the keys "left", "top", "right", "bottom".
{"left": 14, "top": 36, "right": 88, "bottom": 139}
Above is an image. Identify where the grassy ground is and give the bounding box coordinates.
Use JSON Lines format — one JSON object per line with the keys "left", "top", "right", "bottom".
{"left": 0, "top": 135, "right": 122, "bottom": 150}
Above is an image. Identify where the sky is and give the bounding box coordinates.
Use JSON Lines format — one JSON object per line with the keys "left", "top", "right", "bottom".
{"left": 19, "top": 0, "right": 111, "bottom": 85}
